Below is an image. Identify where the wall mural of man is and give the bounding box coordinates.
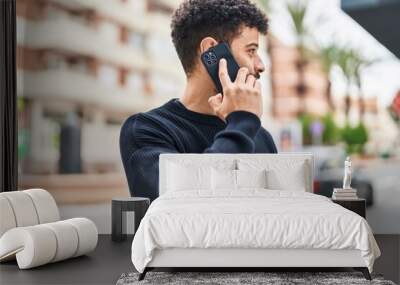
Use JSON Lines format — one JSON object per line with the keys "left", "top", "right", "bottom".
{"left": 120, "top": 0, "right": 277, "bottom": 201}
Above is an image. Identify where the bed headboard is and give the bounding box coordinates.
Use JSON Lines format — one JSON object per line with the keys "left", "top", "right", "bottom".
{"left": 159, "top": 153, "right": 314, "bottom": 195}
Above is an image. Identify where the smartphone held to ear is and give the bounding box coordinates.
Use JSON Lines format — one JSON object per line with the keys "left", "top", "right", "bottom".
{"left": 200, "top": 42, "right": 240, "bottom": 94}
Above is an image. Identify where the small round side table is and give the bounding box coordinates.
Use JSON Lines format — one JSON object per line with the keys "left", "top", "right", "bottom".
{"left": 111, "top": 197, "right": 150, "bottom": 242}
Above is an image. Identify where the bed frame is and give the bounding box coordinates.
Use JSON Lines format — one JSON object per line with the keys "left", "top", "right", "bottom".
{"left": 140, "top": 248, "right": 371, "bottom": 280}
{"left": 138, "top": 154, "right": 372, "bottom": 281}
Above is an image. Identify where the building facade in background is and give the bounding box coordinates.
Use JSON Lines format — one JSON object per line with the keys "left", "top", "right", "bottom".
{"left": 16, "top": 0, "right": 187, "bottom": 202}
{"left": 268, "top": 34, "right": 330, "bottom": 120}
{"left": 17, "top": 0, "right": 184, "bottom": 175}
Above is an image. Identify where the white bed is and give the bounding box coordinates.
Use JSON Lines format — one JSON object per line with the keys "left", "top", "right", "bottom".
{"left": 131, "top": 154, "right": 381, "bottom": 281}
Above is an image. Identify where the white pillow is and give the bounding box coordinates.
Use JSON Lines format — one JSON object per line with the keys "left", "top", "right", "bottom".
{"left": 236, "top": 169, "right": 268, "bottom": 189}
{"left": 266, "top": 168, "right": 306, "bottom": 191}
{"left": 268, "top": 160, "right": 306, "bottom": 191}
{"left": 237, "top": 158, "right": 307, "bottom": 191}
{"left": 211, "top": 168, "right": 237, "bottom": 190}
{"left": 211, "top": 168, "right": 268, "bottom": 190}
{"left": 167, "top": 162, "right": 211, "bottom": 191}
{"left": 166, "top": 159, "right": 237, "bottom": 192}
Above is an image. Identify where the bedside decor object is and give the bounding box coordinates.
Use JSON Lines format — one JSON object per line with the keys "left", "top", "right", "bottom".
{"left": 0, "top": 189, "right": 98, "bottom": 269}
{"left": 343, "top": 156, "right": 352, "bottom": 189}
{"left": 111, "top": 197, "right": 150, "bottom": 242}
{"left": 332, "top": 157, "right": 358, "bottom": 200}
{"left": 332, "top": 188, "right": 358, "bottom": 200}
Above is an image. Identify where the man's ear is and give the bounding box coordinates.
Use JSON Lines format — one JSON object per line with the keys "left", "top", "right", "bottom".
{"left": 199, "top": 37, "right": 218, "bottom": 53}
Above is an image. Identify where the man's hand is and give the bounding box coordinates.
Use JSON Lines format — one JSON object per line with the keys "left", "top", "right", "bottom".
{"left": 208, "top": 58, "right": 263, "bottom": 122}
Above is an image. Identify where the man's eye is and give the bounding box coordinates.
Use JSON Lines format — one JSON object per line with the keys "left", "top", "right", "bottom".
{"left": 248, "top": 49, "right": 257, "bottom": 55}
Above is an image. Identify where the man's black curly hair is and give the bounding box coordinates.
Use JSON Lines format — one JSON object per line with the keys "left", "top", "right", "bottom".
{"left": 171, "top": 0, "right": 268, "bottom": 76}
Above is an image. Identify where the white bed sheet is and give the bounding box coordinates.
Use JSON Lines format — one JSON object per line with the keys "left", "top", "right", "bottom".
{"left": 131, "top": 189, "right": 381, "bottom": 273}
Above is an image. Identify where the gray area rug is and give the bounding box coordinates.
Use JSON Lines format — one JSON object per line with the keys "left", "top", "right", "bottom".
{"left": 116, "top": 271, "right": 396, "bottom": 285}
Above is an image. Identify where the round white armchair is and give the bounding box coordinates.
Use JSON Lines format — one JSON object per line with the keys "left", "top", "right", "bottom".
{"left": 0, "top": 189, "right": 98, "bottom": 269}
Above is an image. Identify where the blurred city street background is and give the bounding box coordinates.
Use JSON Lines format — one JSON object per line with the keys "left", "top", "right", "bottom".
{"left": 16, "top": 0, "right": 400, "bottom": 235}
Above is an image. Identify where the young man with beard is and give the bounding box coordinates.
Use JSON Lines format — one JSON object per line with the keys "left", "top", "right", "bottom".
{"left": 120, "top": 0, "right": 277, "bottom": 201}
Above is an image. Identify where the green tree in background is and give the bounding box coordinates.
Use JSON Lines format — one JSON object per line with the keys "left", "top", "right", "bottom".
{"left": 341, "top": 122, "right": 369, "bottom": 154}
{"left": 336, "top": 47, "right": 377, "bottom": 123}
{"left": 318, "top": 44, "right": 340, "bottom": 113}
{"left": 286, "top": 0, "right": 310, "bottom": 117}
{"left": 350, "top": 51, "right": 377, "bottom": 123}
{"left": 336, "top": 48, "right": 355, "bottom": 122}
{"left": 299, "top": 113, "right": 313, "bottom": 145}
{"left": 258, "top": 0, "right": 271, "bottom": 12}
{"left": 299, "top": 112, "right": 340, "bottom": 146}
{"left": 322, "top": 112, "right": 340, "bottom": 145}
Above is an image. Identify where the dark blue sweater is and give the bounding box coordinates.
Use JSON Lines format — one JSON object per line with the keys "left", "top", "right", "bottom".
{"left": 120, "top": 98, "right": 278, "bottom": 201}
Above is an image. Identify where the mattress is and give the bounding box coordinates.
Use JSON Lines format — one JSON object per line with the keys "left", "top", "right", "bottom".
{"left": 131, "top": 189, "right": 381, "bottom": 273}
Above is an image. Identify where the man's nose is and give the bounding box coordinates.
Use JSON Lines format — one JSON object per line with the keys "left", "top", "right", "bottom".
{"left": 255, "top": 57, "right": 265, "bottom": 74}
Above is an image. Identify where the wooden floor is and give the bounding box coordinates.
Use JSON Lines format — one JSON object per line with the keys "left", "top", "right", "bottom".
{"left": 0, "top": 235, "right": 398, "bottom": 285}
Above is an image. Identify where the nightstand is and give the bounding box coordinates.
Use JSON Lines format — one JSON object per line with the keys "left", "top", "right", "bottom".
{"left": 331, "top": 198, "right": 366, "bottom": 218}
{"left": 111, "top": 197, "right": 150, "bottom": 242}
